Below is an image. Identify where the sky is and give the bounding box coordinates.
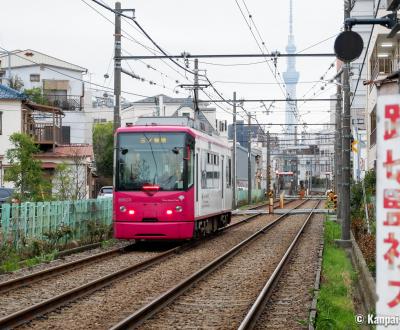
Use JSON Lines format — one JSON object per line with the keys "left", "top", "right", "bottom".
{"left": 0, "top": 0, "right": 344, "bottom": 133}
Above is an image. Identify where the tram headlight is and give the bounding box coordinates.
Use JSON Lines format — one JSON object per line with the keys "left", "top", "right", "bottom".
{"left": 120, "top": 206, "right": 126, "bottom": 212}
{"left": 175, "top": 206, "right": 183, "bottom": 212}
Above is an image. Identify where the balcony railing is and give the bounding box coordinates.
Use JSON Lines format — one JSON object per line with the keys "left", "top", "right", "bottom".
{"left": 44, "top": 95, "right": 83, "bottom": 111}
{"left": 371, "top": 58, "right": 393, "bottom": 81}
{"left": 27, "top": 123, "right": 62, "bottom": 145}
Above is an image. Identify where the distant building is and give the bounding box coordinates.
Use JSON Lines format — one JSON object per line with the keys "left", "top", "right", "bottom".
{"left": 227, "top": 120, "right": 262, "bottom": 148}
{"left": 121, "top": 94, "right": 228, "bottom": 137}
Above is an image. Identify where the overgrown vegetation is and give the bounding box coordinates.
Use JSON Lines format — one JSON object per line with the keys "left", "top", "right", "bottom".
{"left": 350, "top": 169, "right": 376, "bottom": 274}
{"left": 315, "top": 221, "right": 358, "bottom": 329}
{"left": 0, "top": 220, "right": 113, "bottom": 274}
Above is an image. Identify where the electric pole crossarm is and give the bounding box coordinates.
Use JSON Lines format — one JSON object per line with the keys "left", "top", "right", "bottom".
{"left": 344, "top": 14, "right": 398, "bottom": 29}
{"left": 119, "top": 53, "right": 336, "bottom": 60}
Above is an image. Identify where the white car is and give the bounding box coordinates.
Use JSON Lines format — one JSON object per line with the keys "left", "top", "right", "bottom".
{"left": 97, "top": 186, "right": 113, "bottom": 198}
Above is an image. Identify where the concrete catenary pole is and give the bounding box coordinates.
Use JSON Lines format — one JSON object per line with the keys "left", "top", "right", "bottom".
{"left": 113, "top": 2, "right": 122, "bottom": 132}
{"left": 267, "top": 131, "right": 271, "bottom": 192}
{"left": 232, "top": 92, "right": 237, "bottom": 209}
{"left": 335, "top": 78, "right": 343, "bottom": 200}
{"left": 248, "top": 112, "right": 252, "bottom": 205}
{"left": 341, "top": 0, "right": 352, "bottom": 242}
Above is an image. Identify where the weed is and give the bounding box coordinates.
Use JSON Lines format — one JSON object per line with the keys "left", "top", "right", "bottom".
{"left": 315, "top": 221, "right": 358, "bottom": 329}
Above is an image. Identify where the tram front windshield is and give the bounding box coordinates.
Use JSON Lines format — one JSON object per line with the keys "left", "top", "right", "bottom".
{"left": 117, "top": 132, "right": 189, "bottom": 191}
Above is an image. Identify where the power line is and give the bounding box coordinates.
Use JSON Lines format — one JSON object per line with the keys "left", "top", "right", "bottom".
{"left": 0, "top": 45, "right": 151, "bottom": 99}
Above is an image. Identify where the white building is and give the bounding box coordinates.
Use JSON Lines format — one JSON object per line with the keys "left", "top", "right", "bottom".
{"left": 121, "top": 94, "right": 228, "bottom": 137}
{"left": 0, "top": 49, "right": 86, "bottom": 107}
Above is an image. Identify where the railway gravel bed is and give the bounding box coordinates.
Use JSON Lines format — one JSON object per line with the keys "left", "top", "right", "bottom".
{"left": 17, "top": 203, "right": 308, "bottom": 329}
{"left": 137, "top": 200, "right": 318, "bottom": 329}
{"left": 0, "top": 240, "right": 131, "bottom": 283}
{"left": 0, "top": 243, "right": 170, "bottom": 317}
{"left": 254, "top": 213, "right": 324, "bottom": 329}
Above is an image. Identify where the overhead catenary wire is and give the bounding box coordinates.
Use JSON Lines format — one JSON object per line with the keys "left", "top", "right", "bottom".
{"left": 0, "top": 45, "right": 151, "bottom": 99}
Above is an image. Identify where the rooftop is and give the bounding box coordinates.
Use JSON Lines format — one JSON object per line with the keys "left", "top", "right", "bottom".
{"left": 0, "top": 84, "right": 25, "bottom": 100}
{"left": 0, "top": 49, "right": 87, "bottom": 73}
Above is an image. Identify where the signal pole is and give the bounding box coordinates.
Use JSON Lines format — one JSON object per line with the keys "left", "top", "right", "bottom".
{"left": 232, "top": 92, "right": 237, "bottom": 209}
{"left": 114, "top": 1, "right": 122, "bottom": 132}
{"left": 248, "top": 112, "right": 252, "bottom": 205}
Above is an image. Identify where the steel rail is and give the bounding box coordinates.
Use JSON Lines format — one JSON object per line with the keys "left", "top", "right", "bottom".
{"left": 238, "top": 200, "right": 320, "bottom": 330}
{"left": 226, "top": 199, "right": 297, "bottom": 230}
{"left": 0, "top": 245, "right": 186, "bottom": 329}
{"left": 0, "top": 199, "right": 282, "bottom": 293}
{"left": 0, "top": 197, "right": 306, "bottom": 329}
{"left": 0, "top": 245, "right": 130, "bottom": 294}
{"left": 109, "top": 200, "right": 310, "bottom": 330}
{"left": 0, "top": 200, "right": 303, "bottom": 329}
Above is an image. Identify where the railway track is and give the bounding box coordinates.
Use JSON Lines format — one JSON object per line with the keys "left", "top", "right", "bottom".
{"left": 109, "top": 200, "right": 318, "bottom": 329}
{"left": 239, "top": 200, "right": 322, "bottom": 330}
{"left": 0, "top": 198, "right": 289, "bottom": 294}
{"left": 0, "top": 199, "right": 306, "bottom": 329}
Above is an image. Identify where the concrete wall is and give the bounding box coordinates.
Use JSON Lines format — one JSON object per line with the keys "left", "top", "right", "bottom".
{"left": 0, "top": 99, "right": 22, "bottom": 187}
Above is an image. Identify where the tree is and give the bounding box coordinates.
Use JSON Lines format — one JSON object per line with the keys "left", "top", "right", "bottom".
{"left": 4, "top": 133, "right": 50, "bottom": 202}
{"left": 23, "top": 87, "right": 48, "bottom": 105}
{"left": 52, "top": 162, "right": 73, "bottom": 200}
{"left": 93, "top": 122, "right": 114, "bottom": 177}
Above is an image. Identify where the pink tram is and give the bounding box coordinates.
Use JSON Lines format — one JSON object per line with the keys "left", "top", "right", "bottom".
{"left": 113, "top": 117, "right": 233, "bottom": 240}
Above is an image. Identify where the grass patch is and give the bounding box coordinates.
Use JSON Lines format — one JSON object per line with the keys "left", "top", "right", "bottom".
{"left": 315, "top": 221, "right": 358, "bottom": 329}
{"left": 0, "top": 249, "right": 58, "bottom": 274}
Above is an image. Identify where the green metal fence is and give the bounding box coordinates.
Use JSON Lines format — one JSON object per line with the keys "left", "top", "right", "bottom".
{"left": 0, "top": 198, "right": 112, "bottom": 249}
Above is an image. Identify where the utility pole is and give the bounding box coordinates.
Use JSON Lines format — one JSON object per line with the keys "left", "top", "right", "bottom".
{"left": 194, "top": 58, "right": 199, "bottom": 122}
{"left": 113, "top": 1, "right": 122, "bottom": 132}
{"left": 248, "top": 112, "right": 252, "bottom": 205}
{"left": 266, "top": 131, "right": 271, "bottom": 193}
{"left": 232, "top": 92, "right": 237, "bottom": 209}
{"left": 340, "top": 0, "right": 352, "bottom": 244}
{"left": 335, "top": 78, "right": 342, "bottom": 199}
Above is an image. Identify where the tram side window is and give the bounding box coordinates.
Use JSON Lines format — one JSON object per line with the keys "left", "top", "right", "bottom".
{"left": 204, "top": 152, "right": 220, "bottom": 189}
{"left": 226, "top": 157, "right": 232, "bottom": 188}
{"left": 201, "top": 151, "right": 207, "bottom": 189}
{"left": 187, "top": 145, "right": 194, "bottom": 188}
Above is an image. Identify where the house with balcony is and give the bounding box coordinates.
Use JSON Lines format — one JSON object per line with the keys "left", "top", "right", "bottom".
{"left": 0, "top": 84, "right": 95, "bottom": 197}
{"left": 0, "top": 49, "right": 91, "bottom": 144}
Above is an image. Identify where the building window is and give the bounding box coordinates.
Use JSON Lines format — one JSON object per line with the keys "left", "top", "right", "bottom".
{"left": 182, "top": 112, "right": 190, "bottom": 117}
{"left": 94, "top": 118, "right": 107, "bottom": 123}
{"left": 30, "top": 74, "right": 40, "bottom": 82}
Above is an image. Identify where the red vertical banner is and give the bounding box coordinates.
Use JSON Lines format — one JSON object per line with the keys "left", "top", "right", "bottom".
{"left": 377, "top": 96, "right": 400, "bottom": 327}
